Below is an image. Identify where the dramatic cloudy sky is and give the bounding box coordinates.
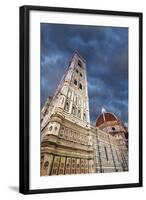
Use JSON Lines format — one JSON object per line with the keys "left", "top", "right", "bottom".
{"left": 41, "top": 23, "right": 128, "bottom": 125}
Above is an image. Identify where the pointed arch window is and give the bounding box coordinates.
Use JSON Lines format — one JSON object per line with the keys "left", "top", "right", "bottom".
{"left": 79, "top": 83, "right": 82, "bottom": 90}
{"left": 83, "top": 113, "right": 86, "bottom": 121}
{"left": 72, "top": 105, "right": 76, "bottom": 115}
{"left": 78, "top": 109, "right": 81, "bottom": 118}
{"left": 74, "top": 79, "right": 77, "bottom": 85}
{"left": 78, "top": 60, "right": 82, "bottom": 68}
{"left": 65, "top": 101, "right": 69, "bottom": 112}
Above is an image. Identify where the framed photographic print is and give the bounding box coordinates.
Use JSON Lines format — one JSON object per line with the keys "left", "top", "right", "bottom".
{"left": 19, "top": 5, "right": 143, "bottom": 194}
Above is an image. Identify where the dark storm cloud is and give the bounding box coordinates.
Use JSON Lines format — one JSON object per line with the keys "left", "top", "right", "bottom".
{"left": 41, "top": 23, "right": 128, "bottom": 125}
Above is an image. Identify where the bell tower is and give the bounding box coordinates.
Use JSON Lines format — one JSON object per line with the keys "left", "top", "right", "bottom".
{"left": 41, "top": 52, "right": 90, "bottom": 130}
{"left": 41, "top": 52, "right": 95, "bottom": 176}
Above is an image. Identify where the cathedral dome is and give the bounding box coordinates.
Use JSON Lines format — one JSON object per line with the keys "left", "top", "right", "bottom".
{"left": 96, "top": 112, "right": 118, "bottom": 127}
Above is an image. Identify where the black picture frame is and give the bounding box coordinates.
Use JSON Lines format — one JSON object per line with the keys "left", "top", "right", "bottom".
{"left": 19, "top": 5, "right": 143, "bottom": 194}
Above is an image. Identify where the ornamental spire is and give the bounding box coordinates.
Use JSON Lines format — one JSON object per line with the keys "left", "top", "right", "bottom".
{"left": 101, "top": 107, "right": 106, "bottom": 121}
{"left": 101, "top": 107, "right": 106, "bottom": 113}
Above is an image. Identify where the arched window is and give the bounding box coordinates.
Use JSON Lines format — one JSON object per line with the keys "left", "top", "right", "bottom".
{"left": 112, "top": 127, "right": 115, "bottom": 131}
{"left": 76, "top": 69, "right": 78, "bottom": 73}
{"left": 79, "top": 83, "right": 82, "bottom": 90}
{"left": 65, "top": 101, "right": 69, "bottom": 112}
{"left": 74, "top": 79, "right": 77, "bottom": 85}
{"left": 80, "top": 73, "right": 82, "bottom": 77}
{"left": 78, "top": 109, "right": 81, "bottom": 118}
{"left": 72, "top": 105, "right": 76, "bottom": 115}
{"left": 78, "top": 60, "right": 82, "bottom": 68}
{"left": 83, "top": 113, "right": 86, "bottom": 121}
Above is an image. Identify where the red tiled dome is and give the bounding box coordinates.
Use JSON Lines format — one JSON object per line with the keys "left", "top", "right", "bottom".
{"left": 96, "top": 112, "right": 118, "bottom": 127}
